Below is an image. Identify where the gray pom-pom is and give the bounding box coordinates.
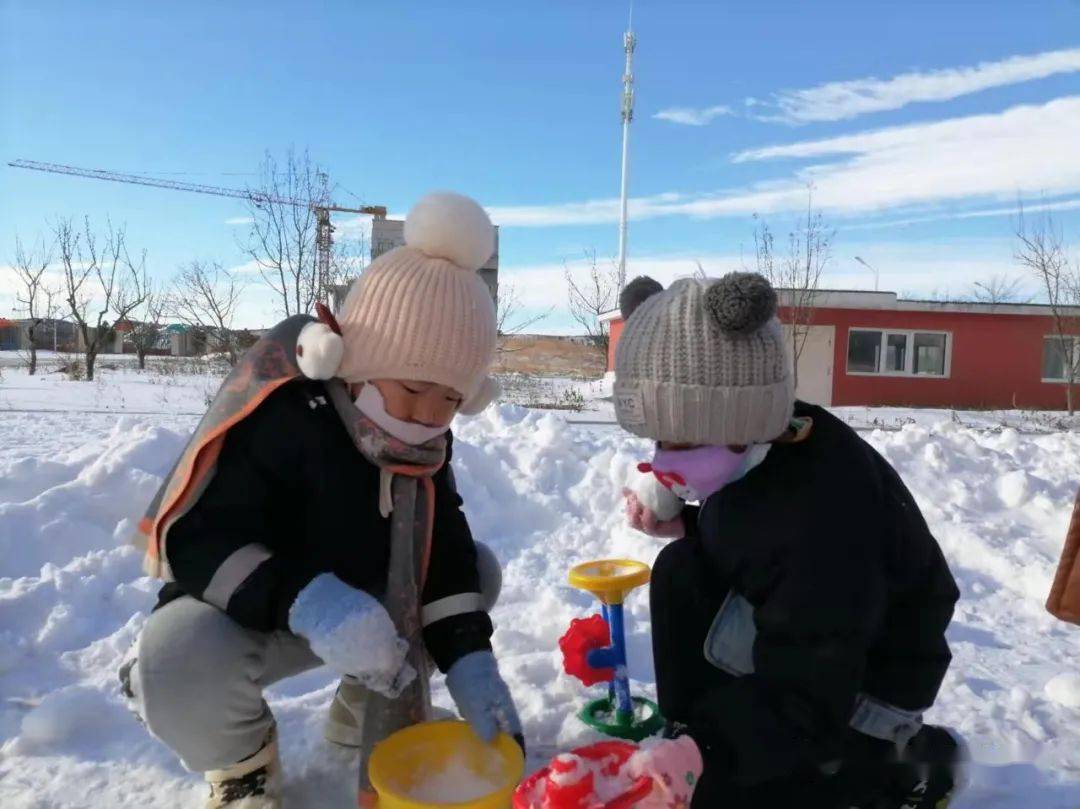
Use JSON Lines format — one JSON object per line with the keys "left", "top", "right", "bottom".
{"left": 619, "top": 276, "right": 664, "bottom": 320}
{"left": 705, "top": 272, "right": 778, "bottom": 335}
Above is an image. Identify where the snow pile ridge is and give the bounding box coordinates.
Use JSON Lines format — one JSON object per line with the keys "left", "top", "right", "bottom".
{"left": 0, "top": 396, "right": 1079, "bottom": 807}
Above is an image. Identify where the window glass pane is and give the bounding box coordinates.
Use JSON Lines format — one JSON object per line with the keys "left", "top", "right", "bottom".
{"left": 885, "top": 333, "right": 908, "bottom": 372}
{"left": 848, "top": 331, "right": 881, "bottom": 373}
{"left": 913, "top": 333, "right": 946, "bottom": 376}
{"left": 1043, "top": 337, "right": 1071, "bottom": 380}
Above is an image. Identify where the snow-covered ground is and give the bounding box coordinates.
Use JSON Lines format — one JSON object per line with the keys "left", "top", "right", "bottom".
{"left": 2, "top": 360, "right": 1079, "bottom": 807}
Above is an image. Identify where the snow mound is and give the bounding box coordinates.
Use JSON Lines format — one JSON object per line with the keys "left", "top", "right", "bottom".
{"left": 1, "top": 404, "right": 1079, "bottom": 807}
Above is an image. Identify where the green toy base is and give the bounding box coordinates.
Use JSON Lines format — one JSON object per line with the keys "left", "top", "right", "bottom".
{"left": 578, "top": 696, "right": 664, "bottom": 742}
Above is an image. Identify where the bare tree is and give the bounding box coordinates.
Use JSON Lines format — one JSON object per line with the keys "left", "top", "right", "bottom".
{"left": 129, "top": 283, "right": 167, "bottom": 370}
{"left": 751, "top": 187, "right": 833, "bottom": 389}
{"left": 169, "top": 260, "right": 245, "bottom": 365}
{"left": 11, "top": 235, "right": 56, "bottom": 375}
{"left": 54, "top": 217, "right": 147, "bottom": 381}
{"left": 565, "top": 249, "right": 619, "bottom": 356}
{"left": 241, "top": 147, "right": 330, "bottom": 318}
{"left": 1015, "top": 204, "right": 1080, "bottom": 413}
{"left": 970, "top": 274, "right": 1029, "bottom": 305}
{"left": 496, "top": 282, "right": 553, "bottom": 352}
{"left": 330, "top": 225, "right": 368, "bottom": 290}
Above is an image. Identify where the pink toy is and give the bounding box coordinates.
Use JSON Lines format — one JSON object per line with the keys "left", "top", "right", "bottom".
{"left": 513, "top": 737, "right": 702, "bottom": 809}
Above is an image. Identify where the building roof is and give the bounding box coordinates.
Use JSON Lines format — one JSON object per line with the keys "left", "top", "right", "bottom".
{"left": 600, "top": 288, "right": 1080, "bottom": 321}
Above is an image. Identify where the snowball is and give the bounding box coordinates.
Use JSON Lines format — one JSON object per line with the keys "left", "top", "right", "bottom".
{"left": 404, "top": 192, "right": 494, "bottom": 271}
{"left": 631, "top": 471, "right": 683, "bottom": 521}
{"left": 996, "top": 470, "right": 1030, "bottom": 509}
{"left": 1045, "top": 673, "right": 1080, "bottom": 708}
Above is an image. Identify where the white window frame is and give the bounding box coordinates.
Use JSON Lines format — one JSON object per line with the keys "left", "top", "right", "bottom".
{"left": 846, "top": 328, "right": 952, "bottom": 379}
{"left": 1041, "top": 335, "right": 1080, "bottom": 384}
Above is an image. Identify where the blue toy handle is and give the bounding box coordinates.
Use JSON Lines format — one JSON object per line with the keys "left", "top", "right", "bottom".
{"left": 585, "top": 603, "right": 633, "bottom": 725}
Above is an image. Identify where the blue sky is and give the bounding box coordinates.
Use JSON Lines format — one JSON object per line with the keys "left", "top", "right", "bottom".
{"left": 2, "top": 1, "right": 1079, "bottom": 331}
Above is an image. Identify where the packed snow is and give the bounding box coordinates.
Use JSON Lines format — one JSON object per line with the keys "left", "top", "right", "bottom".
{"left": 1, "top": 359, "right": 1079, "bottom": 807}
{"left": 403, "top": 753, "right": 504, "bottom": 803}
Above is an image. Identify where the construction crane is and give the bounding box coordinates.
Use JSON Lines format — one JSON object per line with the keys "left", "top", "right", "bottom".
{"left": 8, "top": 159, "right": 387, "bottom": 306}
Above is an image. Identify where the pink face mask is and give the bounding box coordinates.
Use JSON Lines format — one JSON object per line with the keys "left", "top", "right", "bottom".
{"left": 638, "top": 445, "right": 749, "bottom": 502}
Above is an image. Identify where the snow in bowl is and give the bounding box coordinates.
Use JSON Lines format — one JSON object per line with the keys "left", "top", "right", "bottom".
{"left": 368, "top": 720, "right": 525, "bottom": 808}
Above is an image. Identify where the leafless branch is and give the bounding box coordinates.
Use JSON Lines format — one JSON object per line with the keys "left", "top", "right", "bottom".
{"left": 751, "top": 186, "right": 833, "bottom": 389}
{"left": 11, "top": 234, "right": 56, "bottom": 375}
{"left": 168, "top": 260, "right": 246, "bottom": 365}
{"left": 565, "top": 249, "right": 618, "bottom": 356}
{"left": 128, "top": 282, "right": 168, "bottom": 369}
{"left": 970, "top": 274, "right": 1029, "bottom": 305}
{"left": 1015, "top": 201, "right": 1080, "bottom": 412}
{"left": 241, "top": 147, "right": 332, "bottom": 317}
{"left": 54, "top": 216, "right": 147, "bottom": 380}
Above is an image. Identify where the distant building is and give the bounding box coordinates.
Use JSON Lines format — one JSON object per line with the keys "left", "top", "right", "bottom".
{"left": 0, "top": 318, "right": 80, "bottom": 352}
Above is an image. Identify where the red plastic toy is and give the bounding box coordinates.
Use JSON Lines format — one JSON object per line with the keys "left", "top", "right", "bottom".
{"left": 558, "top": 614, "right": 615, "bottom": 687}
{"left": 512, "top": 741, "right": 653, "bottom": 809}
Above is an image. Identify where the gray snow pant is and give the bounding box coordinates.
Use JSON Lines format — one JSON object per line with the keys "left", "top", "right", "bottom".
{"left": 130, "top": 542, "right": 502, "bottom": 773}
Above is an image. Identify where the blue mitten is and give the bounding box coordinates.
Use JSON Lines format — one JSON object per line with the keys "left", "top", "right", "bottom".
{"left": 445, "top": 650, "right": 522, "bottom": 744}
{"left": 289, "top": 573, "right": 414, "bottom": 697}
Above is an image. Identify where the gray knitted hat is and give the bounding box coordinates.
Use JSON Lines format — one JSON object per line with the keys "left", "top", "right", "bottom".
{"left": 613, "top": 272, "right": 794, "bottom": 446}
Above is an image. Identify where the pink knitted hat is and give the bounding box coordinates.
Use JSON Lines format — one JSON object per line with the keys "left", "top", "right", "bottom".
{"left": 331, "top": 192, "right": 499, "bottom": 412}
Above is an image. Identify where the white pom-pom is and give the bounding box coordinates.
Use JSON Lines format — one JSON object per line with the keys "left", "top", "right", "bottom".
{"left": 404, "top": 191, "right": 494, "bottom": 272}
{"left": 296, "top": 321, "right": 344, "bottom": 380}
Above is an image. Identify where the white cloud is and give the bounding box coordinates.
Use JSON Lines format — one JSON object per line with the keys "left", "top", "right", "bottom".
{"left": 488, "top": 96, "right": 1080, "bottom": 226}
{"left": 653, "top": 105, "right": 733, "bottom": 126}
{"left": 844, "top": 196, "right": 1080, "bottom": 231}
{"left": 224, "top": 217, "right": 254, "bottom": 226}
{"left": 655, "top": 49, "right": 1080, "bottom": 128}
{"left": 762, "top": 47, "right": 1080, "bottom": 123}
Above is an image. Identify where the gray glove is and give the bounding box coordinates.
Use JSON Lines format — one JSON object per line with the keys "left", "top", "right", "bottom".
{"left": 445, "top": 650, "right": 522, "bottom": 744}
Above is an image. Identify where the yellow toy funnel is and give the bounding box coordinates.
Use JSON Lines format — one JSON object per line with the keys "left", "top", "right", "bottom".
{"left": 368, "top": 720, "right": 524, "bottom": 809}
{"left": 568, "top": 559, "right": 651, "bottom": 605}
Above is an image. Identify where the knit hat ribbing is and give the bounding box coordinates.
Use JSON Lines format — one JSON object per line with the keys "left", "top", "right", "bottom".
{"left": 335, "top": 192, "right": 497, "bottom": 402}
{"left": 613, "top": 273, "right": 794, "bottom": 446}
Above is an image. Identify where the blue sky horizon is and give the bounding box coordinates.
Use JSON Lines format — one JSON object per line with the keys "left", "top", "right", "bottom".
{"left": 2, "top": 1, "right": 1079, "bottom": 332}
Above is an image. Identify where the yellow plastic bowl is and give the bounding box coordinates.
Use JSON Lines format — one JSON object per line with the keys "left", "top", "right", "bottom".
{"left": 368, "top": 720, "right": 525, "bottom": 809}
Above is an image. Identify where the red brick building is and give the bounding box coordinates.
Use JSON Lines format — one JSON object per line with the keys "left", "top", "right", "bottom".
{"left": 602, "top": 290, "right": 1080, "bottom": 410}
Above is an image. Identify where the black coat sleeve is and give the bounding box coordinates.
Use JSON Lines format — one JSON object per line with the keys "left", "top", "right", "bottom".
{"left": 165, "top": 392, "right": 316, "bottom": 632}
{"left": 420, "top": 441, "right": 495, "bottom": 673}
{"left": 688, "top": 507, "right": 888, "bottom": 784}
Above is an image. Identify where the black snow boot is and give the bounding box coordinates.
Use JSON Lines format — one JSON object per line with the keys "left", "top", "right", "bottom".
{"left": 883, "top": 725, "right": 965, "bottom": 809}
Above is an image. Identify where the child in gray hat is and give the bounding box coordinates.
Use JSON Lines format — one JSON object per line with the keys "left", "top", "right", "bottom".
{"left": 615, "top": 272, "right": 964, "bottom": 809}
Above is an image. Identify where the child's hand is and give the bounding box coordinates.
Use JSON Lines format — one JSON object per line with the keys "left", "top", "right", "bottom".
{"left": 445, "top": 650, "right": 522, "bottom": 744}
{"left": 622, "top": 489, "right": 686, "bottom": 539}
{"left": 288, "top": 573, "right": 415, "bottom": 697}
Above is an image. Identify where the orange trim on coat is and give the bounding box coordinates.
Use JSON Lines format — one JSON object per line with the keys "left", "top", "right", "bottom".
{"left": 419, "top": 477, "right": 435, "bottom": 589}
{"left": 150, "top": 376, "right": 298, "bottom": 550}
{"left": 1047, "top": 486, "right": 1080, "bottom": 625}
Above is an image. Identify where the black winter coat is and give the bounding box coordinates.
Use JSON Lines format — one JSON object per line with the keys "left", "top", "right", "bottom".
{"left": 156, "top": 379, "right": 493, "bottom": 673}
{"left": 662, "top": 402, "right": 959, "bottom": 786}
